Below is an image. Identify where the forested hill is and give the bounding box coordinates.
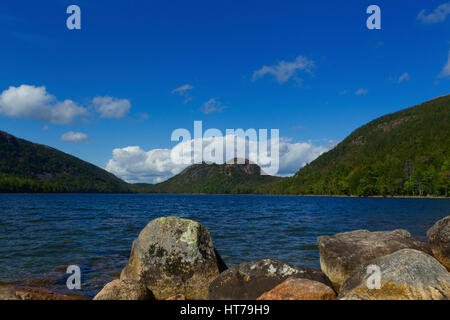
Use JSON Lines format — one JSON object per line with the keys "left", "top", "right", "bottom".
{"left": 0, "top": 131, "right": 130, "bottom": 193}
{"left": 274, "top": 94, "right": 450, "bottom": 197}
{"left": 133, "top": 159, "right": 283, "bottom": 194}
{"left": 1, "top": 94, "right": 449, "bottom": 196}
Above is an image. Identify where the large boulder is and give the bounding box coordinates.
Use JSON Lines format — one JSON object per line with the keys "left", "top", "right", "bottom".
{"left": 317, "top": 229, "right": 431, "bottom": 292}
{"left": 0, "top": 285, "right": 86, "bottom": 300}
{"left": 338, "top": 249, "right": 450, "bottom": 300}
{"left": 427, "top": 215, "right": 450, "bottom": 271}
{"left": 257, "top": 277, "right": 336, "bottom": 300}
{"left": 93, "top": 279, "right": 153, "bottom": 300}
{"left": 120, "top": 217, "right": 227, "bottom": 300}
{"left": 207, "top": 259, "right": 333, "bottom": 300}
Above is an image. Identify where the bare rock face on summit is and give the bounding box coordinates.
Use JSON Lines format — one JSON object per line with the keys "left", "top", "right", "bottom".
{"left": 427, "top": 215, "right": 450, "bottom": 271}
{"left": 207, "top": 259, "right": 333, "bottom": 300}
{"left": 338, "top": 249, "right": 450, "bottom": 300}
{"left": 120, "top": 217, "right": 227, "bottom": 300}
{"left": 318, "top": 229, "right": 431, "bottom": 292}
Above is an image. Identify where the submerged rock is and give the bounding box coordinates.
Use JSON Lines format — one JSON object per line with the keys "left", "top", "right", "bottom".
{"left": 427, "top": 215, "right": 450, "bottom": 271}
{"left": 338, "top": 249, "right": 450, "bottom": 300}
{"left": 120, "top": 217, "right": 227, "bottom": 300}
{"left": 317, "top": 229, "right": 431, "bottom": 292}
{"left": 0, "top": 285, "right": 86, "bottom": 300}
{"left": 256, "top": 277, "right": 336, "bottom": 300}
{"left": 93, "top": 279, "right": 153, "bottom": 300}
{"left": 207, "top": 258, "right": 333, "bottom": 300}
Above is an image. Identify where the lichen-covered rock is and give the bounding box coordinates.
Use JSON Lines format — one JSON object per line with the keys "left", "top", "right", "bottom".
{"left": 93, "top": 279, "right": 153, "bottom": 300}
{"left": 207, "top": 259, "right": 333, "bottom": 300}
{"left": 0, "top": 286, "right": 86, "bottom": 300}
{"left": 318, "top": 229, "right": 431, "bottom": 292}
{"left": 256, "top": 277, "right": 336, "bottom": 300}
{"left": 120, "top": 217, "right": 227, "bottom": 300}
{"left": 427, "top": 215, "right": 450, "bottom": 271}
{"left": 166, "top": 294, "right": 186, "bottom": 300}
{"left": 338, "top": 249, "right": 450, "bottom": 300}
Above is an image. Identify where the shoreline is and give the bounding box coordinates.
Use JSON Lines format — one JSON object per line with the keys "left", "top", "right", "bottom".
{"left": 127, "top": 192, "right": 450, "bottom": 199}
{"left": 1, "top": 192, "right": 447, "bottom": 199}
{"left": 2, "top": 215, "right": 449, "bottom": 300}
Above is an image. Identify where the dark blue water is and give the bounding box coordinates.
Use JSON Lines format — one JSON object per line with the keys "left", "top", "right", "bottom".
{"left": 0, "top": 194, "right": 449, "bottom": 298}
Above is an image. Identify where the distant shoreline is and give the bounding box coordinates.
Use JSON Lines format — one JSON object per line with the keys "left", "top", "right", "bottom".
{"left": 0, "top": 192, "right": 448, "bottom": 199}
{"left": 133, "top": 192, "right": 450, "bottom": 199}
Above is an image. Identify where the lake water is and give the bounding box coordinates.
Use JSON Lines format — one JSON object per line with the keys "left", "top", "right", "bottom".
{"left": 0, "top": 194, "right": 449, "bottom": 298}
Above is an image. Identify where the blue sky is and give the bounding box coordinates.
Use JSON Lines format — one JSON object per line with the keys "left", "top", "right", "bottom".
{"left": 0, "top": 1, "right": 449, "bottom": 182}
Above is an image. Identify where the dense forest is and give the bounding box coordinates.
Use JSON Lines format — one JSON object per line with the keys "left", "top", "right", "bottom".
{"left": 0, "top": 95, "right": 449, "bottom": 196}
{"left": 0, "top": 131, "right": 130, "bottom": 193}
{"left": 274, "top": 95, "right": 450, "bottom": 197}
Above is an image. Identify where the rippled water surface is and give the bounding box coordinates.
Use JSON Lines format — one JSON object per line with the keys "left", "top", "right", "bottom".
{"left": 0, "top": 194, "right": 449, "bottom": 297}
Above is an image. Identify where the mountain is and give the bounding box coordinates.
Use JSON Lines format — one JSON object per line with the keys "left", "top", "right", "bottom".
{"left": 275, "top": 94, "right": 450, "bottom": 197}
{"left": 0, "top": 131, "right": 130, "bottom": 193}
{"left": 0, "top": 131, "right": 281, "bottom": 194}
{"left": 1, "top": 95, "right": 448, "bottom": 196}
{"left": 133, "top": 159, "right": 284, "bottom": 194}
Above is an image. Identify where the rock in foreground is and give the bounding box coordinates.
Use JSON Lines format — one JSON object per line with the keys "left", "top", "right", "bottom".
{"left": 120, "top": 217, "right": 227, "bottom": 300}
{"left": 318, "top": 229, "right": 431, "bottom": 292}
{"left": 427, "top": 215, "right": 450, "bottom": 271}
{"left": 339, "top": 249, "right": 450, "bottom": 300}
{"left": 93, "top": 279, "right": 153, "bottom": 300}
{"left": 257, "top": 277, "right": 336, "bottom": 300}
{"left": 166, "top": 294, "right": 186, "bottom": 300}
{"left": 207, "top": 259, "right": 333, "bottom": 300}
{"left": 0, "top": 286, "right": 86, "bottom": 300}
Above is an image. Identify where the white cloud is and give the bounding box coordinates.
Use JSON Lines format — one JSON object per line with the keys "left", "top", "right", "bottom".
{"left": 397, "top": 72, "right": 410, "bottom": 83}
{"left": 0, "top": 85, "right": 87, "bottom": 124}
{"left": 439, "top": 49, "right": 450, "bottom": 78}
{"left": 61, "top": 131, "right": 88, "bottom": 143}
{"left": 201, "top": 98, "right": 227, "bottom": 114}
{"left": 171, "top": 84, "right": 194, "bottom": 94}
{"left": 355, "top": 88, "right": 369, "bottom": 96}
{"left": 92, "top": 96, "right": 130, "bottom": 119}
{"left": 171, "top": 84, "right": 194, "bottom": 103}
{"left": 390, "top": 72, "right": 410, "bottom": 83}
{"left": 252, "top": 56, "right": 315, "bottom": 84}
{"left": 106, "top": 135, "right": 334, "bottom": 183}
{"left": 276, "top": 139, "right": 332, "bottom": 176}
{"left": 417, "top": 2, "right": 450, "bottom": 24}
{"left": 106, "top": 146, "right": 186, "bottom": 183}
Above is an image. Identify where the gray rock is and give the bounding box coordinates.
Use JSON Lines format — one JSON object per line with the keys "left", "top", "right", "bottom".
{"left": 318, "top": 229, "right": 431, "bottom": 292}
{"left": 120, "top": 217, "right": 227, "bottom": 300}
{"left": 427, "top": 215, "right": 450, "bottom": 271}
{"left": 0, "top": 285, "right": 86, "bottom": 300}
{"left": 93, "top": 279, "right": 153, "bottom": 300}
{"left": 338, "top": 249, "right": 450, "bottom": 300}
{"left": 207, "top": 259, "right": 333, "bottom": 300}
